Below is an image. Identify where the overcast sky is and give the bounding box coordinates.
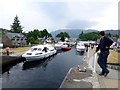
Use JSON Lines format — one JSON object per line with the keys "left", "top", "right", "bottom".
{"left": 0, "top": 0, "right": 119, "bottom": 32}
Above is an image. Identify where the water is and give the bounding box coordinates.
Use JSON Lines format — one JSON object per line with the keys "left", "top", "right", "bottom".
{"left": 2, "top": 47, "right": 84, "bottom": 88}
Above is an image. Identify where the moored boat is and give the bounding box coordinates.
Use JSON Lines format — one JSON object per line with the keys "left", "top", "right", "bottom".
{"left": 22, "top": 44, "right": 57, "bottom": 61}
{"left": 61, "top": 42, "right": 71, "bottom": 51}
{"left": 62, "top": 47, "right": 71, "bottom": 51}
{"left": 54, "top": 42, "right": 63, "bottom": 50}
{"left": 76, "top": 42, "right": 86, "bottom": 53}
{"left": 54, "top": 42, "right": 71, "bottom": 51}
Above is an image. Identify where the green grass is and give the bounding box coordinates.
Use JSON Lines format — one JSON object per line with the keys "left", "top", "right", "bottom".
{"left": 93, "top": 47, "right": 119, "bottom": 64}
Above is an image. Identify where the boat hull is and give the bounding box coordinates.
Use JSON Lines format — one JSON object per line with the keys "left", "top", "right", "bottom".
{"left": 24, "top": 56, "right": 45, "bottom": 61}
{"left": 62, "top": 47, "right": 71, "bottom": 51}
{"left": 55, "top": 46, "right": 62, "bottom": 50}
{"left": 22, "top": 50, "right": 57, "bottom": 61}
{"left": 76, "top": 48, "right": 85, "bottom": 53}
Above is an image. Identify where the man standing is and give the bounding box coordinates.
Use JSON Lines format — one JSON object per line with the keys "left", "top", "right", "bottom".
{"left": 96, "top": 31, "right": 113, "bottom": 77}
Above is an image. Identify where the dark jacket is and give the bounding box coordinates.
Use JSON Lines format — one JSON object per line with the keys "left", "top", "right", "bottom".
{"left": 96, "top": 37, "right": 113, "bottom": 52}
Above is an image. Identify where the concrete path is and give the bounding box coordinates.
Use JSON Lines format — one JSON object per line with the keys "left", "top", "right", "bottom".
{"left": 88, "top": 48, "right": 119, "bottom": 89}
{"left": 60, "top": 51, "right": 100, "bottom": 88}
{"left": 97, "top": 68, "right": 119, "bottom": 88}
{"left": 60, "top": 47, "right": 119, "bottom": 89}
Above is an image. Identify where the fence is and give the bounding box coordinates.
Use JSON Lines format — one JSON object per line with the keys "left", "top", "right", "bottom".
{"left": 87, "top": 47, "right": 98, "bottom": 73}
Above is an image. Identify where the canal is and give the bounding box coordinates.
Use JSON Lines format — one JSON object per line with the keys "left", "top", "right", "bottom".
{"left": 2, "top": 47, "right": 84, "bottom": 88}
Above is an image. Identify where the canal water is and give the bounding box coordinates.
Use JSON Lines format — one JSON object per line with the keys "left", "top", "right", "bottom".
{"left": 2, "top": 47, "right": 84, "bottom": 88}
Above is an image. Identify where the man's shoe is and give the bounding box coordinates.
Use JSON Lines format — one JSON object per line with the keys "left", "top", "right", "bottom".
{"left": 99, "top": 73, "right": 104, "bottom": 76}
{"left": 104, "top": 71, "right": 109, "bottom": 77}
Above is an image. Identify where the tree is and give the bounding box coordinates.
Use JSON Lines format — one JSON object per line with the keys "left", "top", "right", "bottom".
{"left": 56, "top": 32, "right": 70, "bottom": 42}
{"left": 77, "top": 32, "right": 99, "bottom": 41}
{"left": 61, "top": 36, "right": 65, "bottom": 42}
{"left": 41, "top": 29, "right": 52, "bottom": 38}
{"left": 56, "top": 32, "right": 70, "bottom": 38}
{"left": 27, "top": 37, "right": 35, "bottom": 44}
{"left": 80, "top": 31, "right": 84, "bottom": 35}
{"left": 25, "top": 29, "right": 52, "bottom": 44}
{"left": 32, "top": 29, "right": 42, "bottom": 40}
{"left": 10, "top": 15, "right": 23, "bottom": 33}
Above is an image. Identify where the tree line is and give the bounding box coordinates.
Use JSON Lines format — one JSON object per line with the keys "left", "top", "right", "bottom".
{"left": 24, "top": 29, "right": 52, "bottom": 44}
{"left": 10, "top": 15, "right": 52, "bottom": 44}
{"left": 56, "top": 32, "right": 70, "bottom": 42}
{"left": 77, "top": 31, "right": 119, "bottom": 41}
{"left": 10, "top": 15, "right": 70, "bottom": 43}
{"left": 5, "top": 15, "right": 119, "bottom": 44}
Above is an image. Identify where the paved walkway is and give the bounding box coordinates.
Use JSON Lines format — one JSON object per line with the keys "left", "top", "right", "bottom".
{"left": 97, "top": 68, "right": 119, "bottom": 88}
{"left": 88, "top": 48, "right": 119, "bottom": 89}
{"left": 60, "top": 48, "right": 119, "bottom": 89}
{"left": 60, "top": 50, "right": 100, "bottom": 88}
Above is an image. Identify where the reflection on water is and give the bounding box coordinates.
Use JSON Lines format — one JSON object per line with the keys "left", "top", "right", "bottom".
{"left": 22, "top": 49, "right": 72, "bottom": 71}
{"left": 76, "top": 51, "right": 85, "bottom": 55}
{"left": 2, "top": 47, "right": 84, "bottom": 88}
{"left": 22, "top": 49, "right": 70, "bottom": 71}
{"left": 2, "top": 60, "right": 24, "bottom": 74}
{"left": 23, "top": 55, "right": 56, "bottom": 71}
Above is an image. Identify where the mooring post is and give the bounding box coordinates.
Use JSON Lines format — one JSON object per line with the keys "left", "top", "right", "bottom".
{"left": 93, "top": 53, "right": 97, "bottom": 73}
{"left": 87, "top": 47, "right": 93, "bottom": 69}
{"left": 87, "top": 47, "right": 90, "bottom": 65}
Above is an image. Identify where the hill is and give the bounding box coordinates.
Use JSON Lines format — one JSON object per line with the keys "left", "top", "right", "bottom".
{"left": 50, "top": 29, "right": 119, "bottom": 38}
{"left": 104, "top": 30, "right": 119, "bottom": 35}
{"left": 50, "top": 29, "right": 98, "bottom": 38}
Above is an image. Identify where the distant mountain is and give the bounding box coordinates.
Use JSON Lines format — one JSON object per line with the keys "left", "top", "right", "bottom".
{"left": 50, "top": 29, "right": 119, "bottom": 38}
{"left": 50, "top": 29, "right": 98, "bottom": 38}
{"left": 104, "top": 30, "right": 119, "bottom": 35}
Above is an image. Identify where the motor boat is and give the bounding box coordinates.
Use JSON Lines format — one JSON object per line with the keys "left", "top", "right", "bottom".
{"left": 22, "top": 44, "right": 57, "bottom": 61}
{"left": 61, "top": 42, "right": 71, "bottom": 51}
{"left": 76, "top": 43, "right": 86, "bottom": 53}
{"left": 62, "top": 47, "right": 71, "bottom": 51}
{"left": 54, "top": 42, "right": 63, "bottom": 50}
{"left": 54, "top": 42, "right": 71, "bottom": 51}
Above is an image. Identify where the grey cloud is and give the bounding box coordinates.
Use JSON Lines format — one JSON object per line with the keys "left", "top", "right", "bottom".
{"left": 65, "top": 20, "right": 98, "bottom": 29}
{"left": 39, "top": 2, "right": 68, "bottom": 21}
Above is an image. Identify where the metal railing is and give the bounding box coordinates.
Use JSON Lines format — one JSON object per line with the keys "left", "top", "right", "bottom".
{"left": 87, "top": 47, "right": 98, "bottom": 73}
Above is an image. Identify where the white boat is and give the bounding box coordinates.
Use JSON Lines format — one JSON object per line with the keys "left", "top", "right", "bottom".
{"left": 22, "top": 44, "right": 57, "bottom": 61}
{"left": 76, "top": 43, "right": 86, "bottom": 52}
{"left": 54, "top": 42, "right": 71, "bottom": 51}
{"left": 60, "top": 42, "right": 71, "bottom": 51}
{"left": 54, "top": 42, "right": 63, "bottom": 50}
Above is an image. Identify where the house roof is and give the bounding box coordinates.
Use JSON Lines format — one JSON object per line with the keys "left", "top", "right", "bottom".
{"left": 6, "top": 32, "right": 25, "bottom": 39}
{"left": 38, "top": 38, "right": 45, "bottom": 42}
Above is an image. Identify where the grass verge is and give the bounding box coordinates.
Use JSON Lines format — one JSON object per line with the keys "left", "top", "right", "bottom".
{"left": 108, "top": 50, "right": 120, "bottom": 64}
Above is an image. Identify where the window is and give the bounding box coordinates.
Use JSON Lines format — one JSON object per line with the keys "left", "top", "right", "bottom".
{"left": 31, "top": 48, "right": 37, "bottom": 51}
{"left": 38, "top": 48, "right": 42, "bottom": 51}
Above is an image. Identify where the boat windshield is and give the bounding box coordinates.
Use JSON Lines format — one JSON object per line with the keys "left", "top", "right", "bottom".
{"left": 38, "top": 48, "right": 42, "bottom": 51}
{"left": 78, "top": 43, "right": 84, "bottom": 46}
{"left": 58, "top": 42, "right": 63, "bottom": 44}
{"left": 31, "top": 48, "right": 42, "bottom": 51}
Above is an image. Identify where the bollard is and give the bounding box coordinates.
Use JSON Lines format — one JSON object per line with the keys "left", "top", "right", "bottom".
{"left": 93, "top": 53, "right": 97, "bottom": 73}
{"left": 87, "top": 48, "right": 93, "bottom": 70}
{"left": 87, "top": 47, "right": 90, "bottom": 66}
